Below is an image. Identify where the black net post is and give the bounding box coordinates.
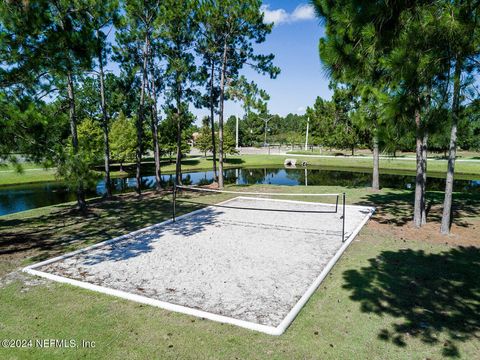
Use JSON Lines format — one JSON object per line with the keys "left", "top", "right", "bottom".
{"left": 342, "top": 193, "right": 346, "bottom": 242}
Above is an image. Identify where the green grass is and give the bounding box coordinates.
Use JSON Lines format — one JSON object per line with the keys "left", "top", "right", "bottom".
{"left": 0, "top": 168, "right": 57, "bottom": 186}
{"left": 2, "top": 153, "right": 480, "bottom": 188}
{"left": 0, "top": 185, "right": 479, "bottom": 359}
{"left": 0, "top": 163, "right": 46, "bottom": 171}
{"left": 277, "top": 154, "right": 480, "bottom": 178}
{"left": 288, "top": 149, "right": 480, "bottom": 160}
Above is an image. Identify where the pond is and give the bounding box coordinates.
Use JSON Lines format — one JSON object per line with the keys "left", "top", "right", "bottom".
{"left": 1, "top": 167, "right": 479, "bottom": 216}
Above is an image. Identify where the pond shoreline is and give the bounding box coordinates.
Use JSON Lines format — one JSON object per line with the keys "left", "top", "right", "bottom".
{"left": 1, "top": 166, "right": 479, "bottom": 217}
{"left": 2, "top": 154, "right": 480, "bottom": 188}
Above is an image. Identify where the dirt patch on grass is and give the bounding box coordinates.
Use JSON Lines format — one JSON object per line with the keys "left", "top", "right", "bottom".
{"left": 0, "top": 270, "right": 48, "bottom": 291}
{"left": 367, "top": 218, "right": 480, "bottom": 247}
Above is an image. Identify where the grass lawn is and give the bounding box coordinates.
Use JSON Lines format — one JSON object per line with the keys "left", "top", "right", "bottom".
{"left": 1, "top": 153, "right": 480, "bottom": 187}
{"left": 0, "top": 185, "right": 479, "bottom": 359}
{"left": 287, "top": 149, "right": 480, "bottom": 160}
{"left": 0, "top": 168, "right": 57, "bottom": 186}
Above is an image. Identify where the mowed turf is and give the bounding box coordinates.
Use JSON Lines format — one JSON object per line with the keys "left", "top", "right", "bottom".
{"left": 0, "top": 185, "right": 479, "bottom": 359}
{"left": 2, "top": 153, "right": 480, "bottom": 187}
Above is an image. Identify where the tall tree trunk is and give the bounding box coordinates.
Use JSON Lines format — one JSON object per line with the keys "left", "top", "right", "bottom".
{"left": 149, "top": 54, "right": 162, "bottom": 191}
{"left": 97, "top": 31, "right": 112, "bottom": 198}
{"left": 209, "top": 60, "right": 218, "bottom": 182}
{"left": 441, "top": 58, "right": 462, "bottom": 234}
{"left": 413, "top": 106, "right": 424, "bottom": 227}
{"left": 421, "top": 131, "right": 428, "bottom": 225}
{"left": 217, "top": 40, "right": 228, "bottom": 189}
{"left": 66, "top": 71, "right": 86, "bottom": 212}
{"left": 175, "top": 76, "right": 183, "bottom": 185}
{"left": 151, "top": 111, "right": 162, "bottom": 191}
{"left": 421, "top": 87, "right": 432, "bottom": 226}
{"left": 372, "top": 124, "right": 380, "bottom": 191}
{"left": 136, "top": 35, "right": 149, "bottom": 195}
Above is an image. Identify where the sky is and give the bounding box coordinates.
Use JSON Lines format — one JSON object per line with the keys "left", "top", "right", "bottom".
{"left": 212, "top": 1, "right": 331, "bottom": 120}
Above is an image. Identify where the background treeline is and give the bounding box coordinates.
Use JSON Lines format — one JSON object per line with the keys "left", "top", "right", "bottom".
{"left": 197, "top": 83, "right": 479, "bottom": 154}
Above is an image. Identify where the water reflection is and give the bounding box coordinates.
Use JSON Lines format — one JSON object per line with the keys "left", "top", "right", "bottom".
{"left": 1, "top": 167, "right": 479, "bottom": 216}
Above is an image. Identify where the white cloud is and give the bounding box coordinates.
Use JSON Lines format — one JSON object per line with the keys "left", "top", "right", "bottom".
{"left": 261, "top": 5, "right": 289, "bottom": 25}
{"left": 291, "top": 4, "right": 316, "bottom": 21}
{"left": 261, "top": 4, "right": 316, "bottom": 26}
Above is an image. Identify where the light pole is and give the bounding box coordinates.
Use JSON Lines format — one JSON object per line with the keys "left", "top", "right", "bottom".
{"left": 305, "top": 116, "right": 310, "bottom": 151}
{"left": 235, "top": 115, "right": 239, "bottom": 150}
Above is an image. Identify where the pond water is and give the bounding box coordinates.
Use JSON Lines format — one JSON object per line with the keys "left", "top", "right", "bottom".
{"left": 1, "top": 167, "right": 479, "bottom": 216}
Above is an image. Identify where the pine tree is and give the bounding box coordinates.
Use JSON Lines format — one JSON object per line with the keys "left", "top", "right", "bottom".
{"left": 114, "top": 0, "right": 160, "bottom": 195}
{"left": 198, "top": 0, "right": 279, "bottom": 188}
{"left": 160, "top": 0, "right": 200, "bottom": 185}
{"left": 88, "top": 0, "right": 119, "bottom": 197}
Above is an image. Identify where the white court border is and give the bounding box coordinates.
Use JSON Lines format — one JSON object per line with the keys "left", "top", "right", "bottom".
{"left": 23, "top": 196, "right": 375, "bottom": 336}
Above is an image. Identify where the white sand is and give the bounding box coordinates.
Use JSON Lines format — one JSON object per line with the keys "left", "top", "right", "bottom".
{"left": 39, "top": 197, "right": 373, "bottom": 327}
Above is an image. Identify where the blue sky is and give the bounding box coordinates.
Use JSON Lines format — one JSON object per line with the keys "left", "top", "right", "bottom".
{"left": 217, "top": 1, "right": 331, "bottom": 120}
{"left": 241, "top": 1, "right": 330, "bottom": 115}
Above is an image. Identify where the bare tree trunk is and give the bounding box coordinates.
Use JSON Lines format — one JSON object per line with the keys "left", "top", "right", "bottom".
{"left": 151, "top": 112, "right": 162, "bottom": 191}
{"left": 413, "top": 106, "right": 424, "bottom": 227}
{"left": 421, "top": 131, "right": 428, "bottom": 225}
{"left": 175, "top": 77, "right": 183, "bottom": 186}
{"left": 66, "top": 71, "right": 86, "bottom": 212}
{"left": 421, "top": 87, "right": 432, "bottom": 226}
{"left": 217, "top": 40, "right": 228, "bottom": 189}
{"left": 372, "top": 125, "right": 380, "bottom": 191}
{"left": 149, "top": 52, "right": 162, "bottom": 191}
{"left": 441, "top": 58, "right": 462, "bottom": 234}
{"left": 209, "top": 60, "right": 218, "bottom": 182}
{"left": 97, "top": 31, "right": 112, "bottom": 198}
{"left": 135, "top": 36, "right": 149, "bottom": 195}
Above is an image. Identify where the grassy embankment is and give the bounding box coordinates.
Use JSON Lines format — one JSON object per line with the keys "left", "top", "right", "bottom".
{"left": 288, "top": 148, "right": 480, "bottom": 159}
{"left": 0, "top": 184, "right": 479, "bottom": 359}
{"left": 1, "top": 153, "right": 480, "bottom": 187}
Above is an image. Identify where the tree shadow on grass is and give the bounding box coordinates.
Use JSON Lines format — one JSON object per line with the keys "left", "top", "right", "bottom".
{"left": 343, "top": 247, "right": 480, "bottom": 357}
{"left": 357, "top": 190, "right": 480, "bottom": 227}
{"left": 224, "top": 158, "right": 245, "bottom": 165}
{"left": 180, "top": 159, "right": 201, "bottom": 167}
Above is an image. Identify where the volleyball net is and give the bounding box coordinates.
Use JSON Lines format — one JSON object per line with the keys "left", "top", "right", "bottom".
{"left": 172, "top": 185, "right": 347, "bottom": 242}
